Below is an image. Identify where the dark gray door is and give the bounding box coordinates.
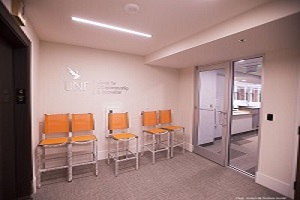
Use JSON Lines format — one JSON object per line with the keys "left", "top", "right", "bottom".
{"left": 0, "top": 2, "right": 32, "bottom": 199}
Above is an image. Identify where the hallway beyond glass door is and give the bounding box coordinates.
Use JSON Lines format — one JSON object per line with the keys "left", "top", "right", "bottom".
{"left": 194, "top": 63, "right": 231, "bottom": 166}
{"left": 229, "top": 57, "right": 262, "bottom": 176}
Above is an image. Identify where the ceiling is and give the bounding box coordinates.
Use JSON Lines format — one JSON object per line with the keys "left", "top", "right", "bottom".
{"left": 147, "top": 11, "right": 300, "bottom": 68}
{"left": 24, "top": 0, "right": 273, "bottom": 56}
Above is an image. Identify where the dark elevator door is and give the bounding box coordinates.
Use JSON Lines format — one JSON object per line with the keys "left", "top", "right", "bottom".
{"left": 0, "top": 32, "right": 16, "bottom": 199}
{"left": 0, "top": 2, "right": 32, "bottom": 199}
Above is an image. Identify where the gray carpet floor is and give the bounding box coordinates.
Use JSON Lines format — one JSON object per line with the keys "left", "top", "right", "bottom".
{"left": 33, "top": 150, "right": 289, "bottom": 200}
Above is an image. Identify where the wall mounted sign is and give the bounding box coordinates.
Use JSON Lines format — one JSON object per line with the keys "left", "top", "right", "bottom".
{"left": 95, "top": 81, "right": 129, "bottom": 94}
{"left": 64, "top": 67, "right": 129, "bottom": 95}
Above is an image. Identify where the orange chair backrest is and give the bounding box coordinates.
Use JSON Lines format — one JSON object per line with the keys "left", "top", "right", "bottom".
{"left": 108, "top": 112, "right": 129, "bottom": 130}
{"left": 72, "top": 113, "right": 94, "bottom": 132}
{"left": 142, "top": 111, "right": 158, "bottom": 126}
{"left": 159, "top": 110, "right": 172, "bottom": 124}
{"left": 44, "top": 114, "right": 69, "bottom": 134}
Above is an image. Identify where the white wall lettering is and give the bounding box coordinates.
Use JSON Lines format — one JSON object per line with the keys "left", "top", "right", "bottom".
{"left": 64, "top": 81, "right": 89, "bottom": 91}
{"left": 64, "top": 67, "right": 129, "bottom": 94}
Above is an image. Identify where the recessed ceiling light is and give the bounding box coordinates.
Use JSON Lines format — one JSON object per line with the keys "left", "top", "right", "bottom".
{"left": 72, "top": 17, "right": 152, "bottom": 38}
{"left": 239, "top": 38, "right": 246, "bottom": 42}
{"left": 124, "top": 3, "right": 140, "bottom": 14}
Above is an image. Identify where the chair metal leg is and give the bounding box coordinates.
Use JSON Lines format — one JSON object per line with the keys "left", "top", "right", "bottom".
{"left": 182, "top": 128, "right": 185, "bottom": 153}
{"left": 42, "top": 147, "right": 46, "bottom": 172}
{"left": 67, "top": 143, "right": 72, "bottom": 182}
{"left": 94, "top": 141, "right": 98, "bottom": 176}
{"left": 136, "top": 137, "right": 139, "bottom": 170}
{"left": 141, "top": 132, "right": 145, "bottom": 156}
{"left": 167, "top": 132, "right": 171, "bottom": 159}
{"left": 107, "top": 137, "right": 111, "bottom": 165}
{"left": 158, "top": 134, "right": 161, "bottom": 149}
{"left": 115, "top": 140, "right": 120, "bottom": 176}
{"left": 152, "top": 134, "right": 155, "bottom": 164}
{"left": 170, "top": 131, "right": 174, "bottom": 158}
{"left": 125, "top": 140, "right": 129, "bottom": 158}
{"left": 37, "top": 146, "right": 42, "bottom": 189}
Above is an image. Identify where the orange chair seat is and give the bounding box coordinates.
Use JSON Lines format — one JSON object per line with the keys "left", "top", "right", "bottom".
{"left": 39, "top": 137, "right": 68, "bottom": 146}
{"left": 72, "top": 134, "right": 97, "bottom": 142}
{"left": 145, "top": 128, "right": 168, "bottom": 134}
{"left": 162, "top": 125, "right": 183, "bottom": 131}
{"left": 111, "top": 133, "right": 137, "bottom": 140}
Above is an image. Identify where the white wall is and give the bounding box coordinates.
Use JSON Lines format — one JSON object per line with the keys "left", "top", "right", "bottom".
{"left": 178, "top": 67, "right": 194, "bottom": 151}
{"left": 39, "top": 41, "right": 181, "bottom": 158}
{"left": 255, "top": 48, "right": 300, "bottom": 199}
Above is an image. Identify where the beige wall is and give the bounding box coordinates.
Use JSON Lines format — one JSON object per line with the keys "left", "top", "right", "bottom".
{"left": 178, "top": 66, "right": 195, "bottom": 151}
{"left": 256, "top": 48, "right": 300, "bottom": 198}
{"left": 175, "top": 48, "right": 300, "bottom": 198}
{"left": 39, "top": 41, "right": 182, "bottom": 158}
{"left": 146, "top": 0, "right": 300, "bottom": 64}
{"left": 38, "top": 40, "right": 299, "bottom": 198}
{"left": 2, "top": 0, "right": 300, "bottom": 197}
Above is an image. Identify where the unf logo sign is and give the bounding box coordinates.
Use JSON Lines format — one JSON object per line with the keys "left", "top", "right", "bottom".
{"left": 64, "top": 67, "right": 89, "bottom": 91}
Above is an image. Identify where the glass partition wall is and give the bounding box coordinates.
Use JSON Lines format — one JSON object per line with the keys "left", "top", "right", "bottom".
{"left": 229, "top": 57, "right": 262, "bottom": 176}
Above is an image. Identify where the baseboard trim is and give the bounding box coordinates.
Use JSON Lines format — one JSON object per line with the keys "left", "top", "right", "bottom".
{"left": 256, "top": 172, "right": 293, "bottom": 199}
{"left": 185, "top": 143, "right": 193, "bottom": 152}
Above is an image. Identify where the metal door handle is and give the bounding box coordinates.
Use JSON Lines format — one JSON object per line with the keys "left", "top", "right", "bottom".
{"left": 217, "top": 111, "right": 228, "bottom": 126}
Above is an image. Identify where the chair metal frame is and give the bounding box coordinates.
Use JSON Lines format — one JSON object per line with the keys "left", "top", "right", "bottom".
{"left": 70, "top": 113, "right": 98, "bottom": 180}
{"left": 107, "top": 111, "right": 138, "bottom": 176}
{"left": 37, "top": 113, "right": 71, "bottom": 188}
{"left": 141, "top": 111, "right": 170, "bottom": 164}
{"left": 159, "top": 110, "right": 185, "bottom": 158}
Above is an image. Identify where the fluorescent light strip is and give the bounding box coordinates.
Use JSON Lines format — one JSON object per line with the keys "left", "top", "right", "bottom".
{"left": 72, "top": 17, "right": 152, "bottom": 38}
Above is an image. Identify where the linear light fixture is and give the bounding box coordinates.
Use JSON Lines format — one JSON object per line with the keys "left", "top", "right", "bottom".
{"left": 72, "top": 17, "right": 152, "bottom": 38}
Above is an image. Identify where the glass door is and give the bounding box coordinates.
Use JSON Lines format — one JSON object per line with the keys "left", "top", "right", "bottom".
{"left": 193, "top": 62, "right": 231, "bottom": 166}
{"left": 229, "top": 57, "right": 263, "bottom": 176}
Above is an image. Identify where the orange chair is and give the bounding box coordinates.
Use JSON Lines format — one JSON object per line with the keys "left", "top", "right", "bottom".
{"left": 141, "top": 111, "right": 170, "bottom": 164}
{"left": 159, "top": 110, "right": 185, "bottom": 158}
{"left": 37, "top": 114, "right": 71, "bottom": 188}
{"left": 107, "top": 111, "right": 138, "bottom": 176}
{"left": 70, "top": 113, "right": 98, "bottom": 179}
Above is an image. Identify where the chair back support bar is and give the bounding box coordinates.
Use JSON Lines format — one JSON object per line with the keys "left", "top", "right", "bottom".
{"left": 108, "top": 111, "right": 129, "bottom": 131}
{"left": 72, "top": 113, "right": 94, "bottom": 131}
{"left": 44, "top": 114, "right": 69, "bottom": 134}
{"left": 159, "top": 110, "right": 172, "bottom": 124}
{"left": 142, "top": 111, "right": 158, "bottom": 126}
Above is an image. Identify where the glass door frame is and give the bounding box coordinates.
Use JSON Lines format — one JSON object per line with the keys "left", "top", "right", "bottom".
{"left": 193, "top": 62, "right": 233, "bottom": 166}
{"left": 228, "top": 56, "right": 263, "bottom": 176}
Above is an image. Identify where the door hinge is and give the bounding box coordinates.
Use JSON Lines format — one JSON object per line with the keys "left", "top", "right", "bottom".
{"left": 298, "top": 126, "right": 300, "bottom": 135}
{"left": 294, "top": 181, "right": 297, "bottom": 190}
